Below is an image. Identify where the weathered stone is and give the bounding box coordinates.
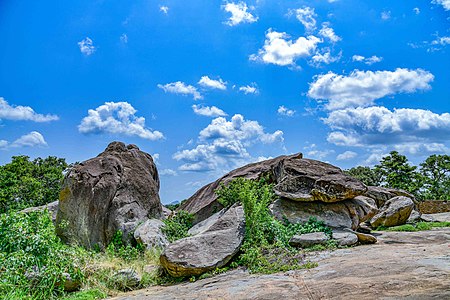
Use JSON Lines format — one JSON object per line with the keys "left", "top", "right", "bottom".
{"left": 365, "top": 186, "right": 415, "bottom": 208}
{"left": 421, "top": 212, "right": 450, "bottom": 223}
{"left": 162, "top": 206, "right": 172, "bottom": 219}
{"left": 356, "top": 223, "right": 372, "bottom": 234}
{"left": 112, "top": 269, "right": 141, "bottom": 291}
{"left": 134, "top": 219, "right": 169, "bottom": 250}
{"left": 289, "top": 232, "right": 329, "bottom": 248}
{"left": 370, "top": 196, "right": 414, "bottom": 228}
{"left": 344, "top": 228, "right": 377, "bottom": 244}
{"left": 188, "top": 209, "right": 226, "bottom": 236}
{"left": 270, "top": 196, "right": 377, "bottom": 230}
{"left": 332, "top": 231, "right": 358, "bottom": 246}
{"left": 20, "top": 200, "right": 59, "bottom": 223}
{"left": 56, "top": 141, "right": 162, "bottom": 249}
{"left": 179, "top": 154, "right": 367, "bottom": 223}
{"left": 407, "top": 210, "right": 422, "bottom": 224}
{"left": 160, "top": 205, "right": 245, "bottom": 277}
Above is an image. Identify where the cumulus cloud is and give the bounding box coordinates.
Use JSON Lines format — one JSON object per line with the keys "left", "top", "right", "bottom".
{"left": 222, "top": 2, "right": 258, "bottom": 26}
{"left": 318, "top": 23, "right": 341, "bottom": 43}
{"left": 277, "top": 105, "right": 296, "bottom": 117}
{"left": 336, "top": 151, "right": 357, "bottom": 161}
{"left": 78, "top": 37, "right": 96, "bottom": 55}
{"left": 160, "top": 169, "right": 178, "bottom": 176}
{"left": 308, "top": 68, "right": 434, "bottom": 110}
{"left": 192, "top": 104, "right": 227, "bottom": 117}
{"left": 311, "top": 48, "right": 341, "bottom": 66}
{"left": 239, "top": 83, "right": 259, "bottom": 94}
{"left": 0, "top": 131, "right": 49, "bottom": 149}
{"left": 157, "top": 81, "right": 203, "bottom": 100}
{"left": 78, "top": 101, "right": 164, "bottom": 140}
{"left": 351, "top": 55, "right": 383, "bottom": 65}
{"left": 432, "top": 0, "right": 450, "bottom": 10}
{"left": 160, "top": 5, "right": 169, "bottom": 14}
{"left": 250, "top": 29, "right": 321, "bottom": 67}
{"left": 0, "top": 97, "right": 59, "bottom": 122}
{"left": 120, "top": 34, "right": 128, "bottom": 44}
{"left": 291, "top": 7, "right": 317, "bottom": 32}
{"left": 198, "top": 76, "right": 227, "bottom": 90}
{"left": 174, "top": 114, "right": 283, "bottom": 172}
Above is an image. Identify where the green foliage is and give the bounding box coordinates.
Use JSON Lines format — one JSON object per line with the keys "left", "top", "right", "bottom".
{"left": 344, "top": 166, "right": 382, "bottom": 186}
{"left": 376, "top": 221, "right": 450, "bottom": 232}
{"left": 0, "top": 156, "right": 68, "bottom": 213}
{"left": 162, "top": 210, "right": 194, "bottom": 242}
{"left": 105, "top": 231, "right": 142, "bottom": 262}
{"left": 0, "top": 210, "right": 86, "bottom": 299}
{"left": 419, "top": 154, "right": 450, "bottom": 200}
{"left": 61, "top": 289, "right": 106, "bottom": 300}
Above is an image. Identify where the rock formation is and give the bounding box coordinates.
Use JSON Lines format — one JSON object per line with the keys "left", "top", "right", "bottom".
{"left": 370, "top": 196, "right": 414, "bottom": 227}
{"left": 56, "top": 141, "right": 162, "bottom": 248}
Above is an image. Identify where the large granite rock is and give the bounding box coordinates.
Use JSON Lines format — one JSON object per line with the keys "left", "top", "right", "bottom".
{"left": 134, "top": 219, "right": 169, "bottom": 250}
{"left": 179, "top": 154, "right": 367, "bottom": 223}
{"left": 370, "top": 196, "right": 414, "bottom": 228}
{"left": 332, "top": 231, "right": 358, "bottom": 247}
{"left": 421, "top": 212, "right": 450, "bottom": 223}
{"left": 270, "top": 196, "right": 377, "bottom": 231}
{"left": 20, "top": 200, "right": 59, "bottom": 223}
{"left": 289, "top": 232, "right": 329, "bottom": 248}
{"left": 56, "top": 141, "right": 162, "bottom": 248}
{"left": 364, "top": 186, "right": 415, "bottom": 208}
{"left": 160, "top": 205, "right": 245, "bottom": 277}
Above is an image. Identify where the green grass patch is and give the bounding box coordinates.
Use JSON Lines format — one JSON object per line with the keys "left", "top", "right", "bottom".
{"left": 376, "top": 221, "right": 450, "bottom": 232}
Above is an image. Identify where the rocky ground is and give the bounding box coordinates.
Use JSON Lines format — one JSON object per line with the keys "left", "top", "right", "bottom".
{"left": 111, "top": 228, "right": 450, "bottom": 300}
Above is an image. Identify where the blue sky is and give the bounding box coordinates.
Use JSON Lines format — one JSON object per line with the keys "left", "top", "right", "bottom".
{"left": 1, "top": 0, "right": 449, "bottom": 203}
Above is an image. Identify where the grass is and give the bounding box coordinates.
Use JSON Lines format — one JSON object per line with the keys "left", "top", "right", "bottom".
{"left": 376, "top": 221, "right": 450, "bottom": 232}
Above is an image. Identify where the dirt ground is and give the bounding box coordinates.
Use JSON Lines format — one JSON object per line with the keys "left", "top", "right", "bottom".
{"left": 111, "top": 228, "right": 450, "bottom": 300}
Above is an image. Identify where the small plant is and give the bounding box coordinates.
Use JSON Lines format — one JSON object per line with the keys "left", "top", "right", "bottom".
{"left": 376, "top": 221, "right": 450, "bottom": 232}
{"left": 162, "top": 210, "right": 194, "bottom": 242}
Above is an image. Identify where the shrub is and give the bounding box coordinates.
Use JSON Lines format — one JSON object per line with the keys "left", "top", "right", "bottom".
{"left": 162, "top": 210, "right": 194, "bottom": 242}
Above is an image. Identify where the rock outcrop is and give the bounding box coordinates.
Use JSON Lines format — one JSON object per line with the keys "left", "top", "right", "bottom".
{"left": 160, "top": 205, "right": 245, "bottom": 277}
{"left": 179, "top": 154, "right": 367, "bottom": 223}
{"left": 370, "top": 196, "right": 414, "bottom": 228}
{"left": 134, "top": 219, "right": 169, "bottom": 250}
{"left": 332, "top": 231, "right": 358, "bottom": 247}
{"left": 289, "top": 232, "right": 329, "bottom": 248}
{"left": 56, "top": 141, "right": 162, "bottom": 248}
{"left": 364, "top": 186, "right": 415, "bottom": 208}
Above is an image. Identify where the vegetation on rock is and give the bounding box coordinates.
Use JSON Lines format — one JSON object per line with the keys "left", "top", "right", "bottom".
{"left": 376, "top": 221, "right": 450, "bottom": 232}
{"left": 162, "top": 210, "right": 194, "bottom": 242}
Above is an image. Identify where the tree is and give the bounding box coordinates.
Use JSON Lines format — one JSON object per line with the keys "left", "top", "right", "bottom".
{"left": 0, "top": 156, "right": 68, "bottom": 213}
{"left": 419, "top": 154, "right": 450, "bottom": 200}
{"left": 344, "top": 166, "right": 382, "bottom": 186}
{"left": 374, "top": 151, "right": 419, "bottom": 194}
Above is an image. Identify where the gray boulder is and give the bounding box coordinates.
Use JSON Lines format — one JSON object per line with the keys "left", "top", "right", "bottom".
{"left": 270, "top": 196, "right": 377, "bottom": 231}
{"left": 134, "top": 219, "right": 169, "bottom": 250}
{"left": 370, "top": 196, "right": 414, "bottom": 228}
{"left": 160, "top": 205, "right": 245, "bottom": 277}
{"left": 332, "top": 231, "right": 358, "bottom": 246}
{"left": 188, "top": 209, "right": 226, "bottom": 236}
{"left": 421, "top": 212, "right": 450, "bottom": 223}
{"left": 407, "top": 210, "right": 422, "bottom": 223}
{"left": 289, "top": 232, "right": 329, "bottom": 248}
{"left": 365, "top": 186, "right": 415, "bottom": 208}
{"left": 56, "top": 141, "right": 162, "bottom": 249}
{"left": 111, "top": 269, "right": 141, "bottom": 291}
{"left": 344, "top": 228, "right": 377, "bottom": 244}
{"left": 20, "top": 200, "right": 59, "bottom": 223}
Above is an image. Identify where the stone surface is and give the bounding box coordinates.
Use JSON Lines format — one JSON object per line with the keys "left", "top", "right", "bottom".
{"left": 20, "top": 200, "right": 59, "bottom": 223}
{"left": 421, "top": 212, "right": 450, "bottom": 223}
{"left": 56, "top": 141, "right": 162, "bottom": 248}
{"left": 418, "top": 200, "right": 450, "bottom": 214}
{"left": 370, "top": 196, "right": 414, "bottom": 228}
{"left": 332, "top": 231, "right": 358, "bottom": 246}
{"left": 270, "top": 196, "right": 377, "bottom": 230}
{"left": 364, "top": 186, "right": 414, "bottom": 208}
{"left": 187, "top": 209, "right": 226, "bottom": 236}
{"left": 407, "top": 209, "right": 422, "bottom": 223}
{"left": 112, "top": 269, "right": 141, "bottom": 291}
{"left": 344, "top": 228, "right": 377, "bottom": 244}
{"left": 289, "top": 232, "right": 329, "bottom": 248}
{"left": 134, "top": 219, "right": 169, "bottom": 250}
{"left": 179, "top": 154, "right": 366, "bottom": 223}
{"left": 111, "top": 229, "right": 450, "bottom": 300}
{"left": 160, "top": 205, "right": 245, "bottom": 277}
{"left": 161, "top": 206, "right": 172, "bottom": 219}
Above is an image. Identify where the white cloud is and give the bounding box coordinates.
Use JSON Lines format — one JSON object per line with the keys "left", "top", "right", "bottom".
{"left": 413, "top": 7, "right": 420, "bottom": 14}
{"left": 157, "top": 81, "right": 203, "bottom": 100}
{"left": 277, "top": 105, "right": 296, "bottom": 117}
{"left": 0, "top": 140, "right": 8, "bottom": 149}
{"left": 308, "top": 68, "right": 434, "bottom": 110}
{"left": 291, "top": 7, "right": 317, "bottom": 32}
{"left": 198, "top": 76, "right": 227, "bottom": 90}
{"left": 239, "top": 83, "right": 259, "bottom": 94}
{"left": 250, "top": 29, "right": 321, "bottom": 67}
{"left": 78, "top": 37, "right": 96, "bottom": 55}
{"left": 222, "top": 2, "right": 258, "bottom": 26}
{"left": 336, "top": 151, "right": 357, "bottom": 161}
{"left": 431, "top": 36, "right": 450, "bottom": 46}
{"left": 120, "top": 34, "right": 128, "bottom": 44}
{"left": 352, "top": 55, "right": 383, "bottom": 65}
{"left": 11, "top": 131, "right": 47, "bottom": 148}
{"left": 78, "top": 101, "right": 164, "bottom": 140}
{"left": 311, "top": 48, "right": 341, "bottom": 66}
{"left": 381, "top": 10, "right": 391, "bottom": 20}
{"left": 160, "top": 5, "right": 169, "bottom": 14}
{"left": 160, "top": 169, "right": 178, "bottom": 176}
{"left": 318, "top": 23, "right": 341, "bottom": 43}
{"left": 192, "top": 104, "right": 227, "bottom": 117}
{"left": 174, "top": 114, "right": 283, "bottom": 172}
{"left": 0, "top": 97, "right": 59, "bottom": 122}
{"left": 432, "top": 0, "right": 450, "bottom": 11}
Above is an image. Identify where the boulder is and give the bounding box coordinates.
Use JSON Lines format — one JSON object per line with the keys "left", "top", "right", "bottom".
{"left": 20, "top": 200, "right": 59, "bottom": 223}
{"left": 407, "top": 210, "right": 422, "bottom": 223}
{"left": 365, "top": 186, "right": 415, "bottom": 208}
{"left": 332, "top": 231, "right": 358, "bottom": 246}
{"left": 289, "top": 232, "right": 329, "bottom": 248}
{"left": 134, "top": 219, "right": 169, "bottom": 250}
{"left": 344, "top": 228, "right": 377, "bottom": 244}
{"left": 160, "top": 205, "right": 245, "bottom": 277}
{"left": 111, "top": 269, "right": 141, "bottom": 291}
{"left": 370, "top": 196, "right": 414, "bottom": 228}
{"left": 421, "top": 212, "right": 450, "bottom": 223}
{"left": 270, "top": 196, "right": 377, "bottom": 231}
{"left": 162, "top": 206, "right": 172, "bottom": 219}
{"left": 56, "top": 141, "right": 162, "bottom": 249}
{"left": 179, "top": 153, "right": 366, "bottom": 223}
{"left": 188, "top": 209, "right": 226, "bottom": 236}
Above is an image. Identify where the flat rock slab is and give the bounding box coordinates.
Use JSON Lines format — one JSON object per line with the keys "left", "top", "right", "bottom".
{"left": 111, "top": 228, "right": 450, "bottom": 300}
{"left": 289, "top": 232, "right": 329, "bottom": 248}
{"left": 421, "top": 212, "right": 450, "bottom": 223}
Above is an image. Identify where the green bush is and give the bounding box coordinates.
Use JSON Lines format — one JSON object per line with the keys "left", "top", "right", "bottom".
{"left": 377, "top": 221, "right": 450, "bottom": 232}
{"left": 162, "top": 210, "right": 194, "bottom": 242}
